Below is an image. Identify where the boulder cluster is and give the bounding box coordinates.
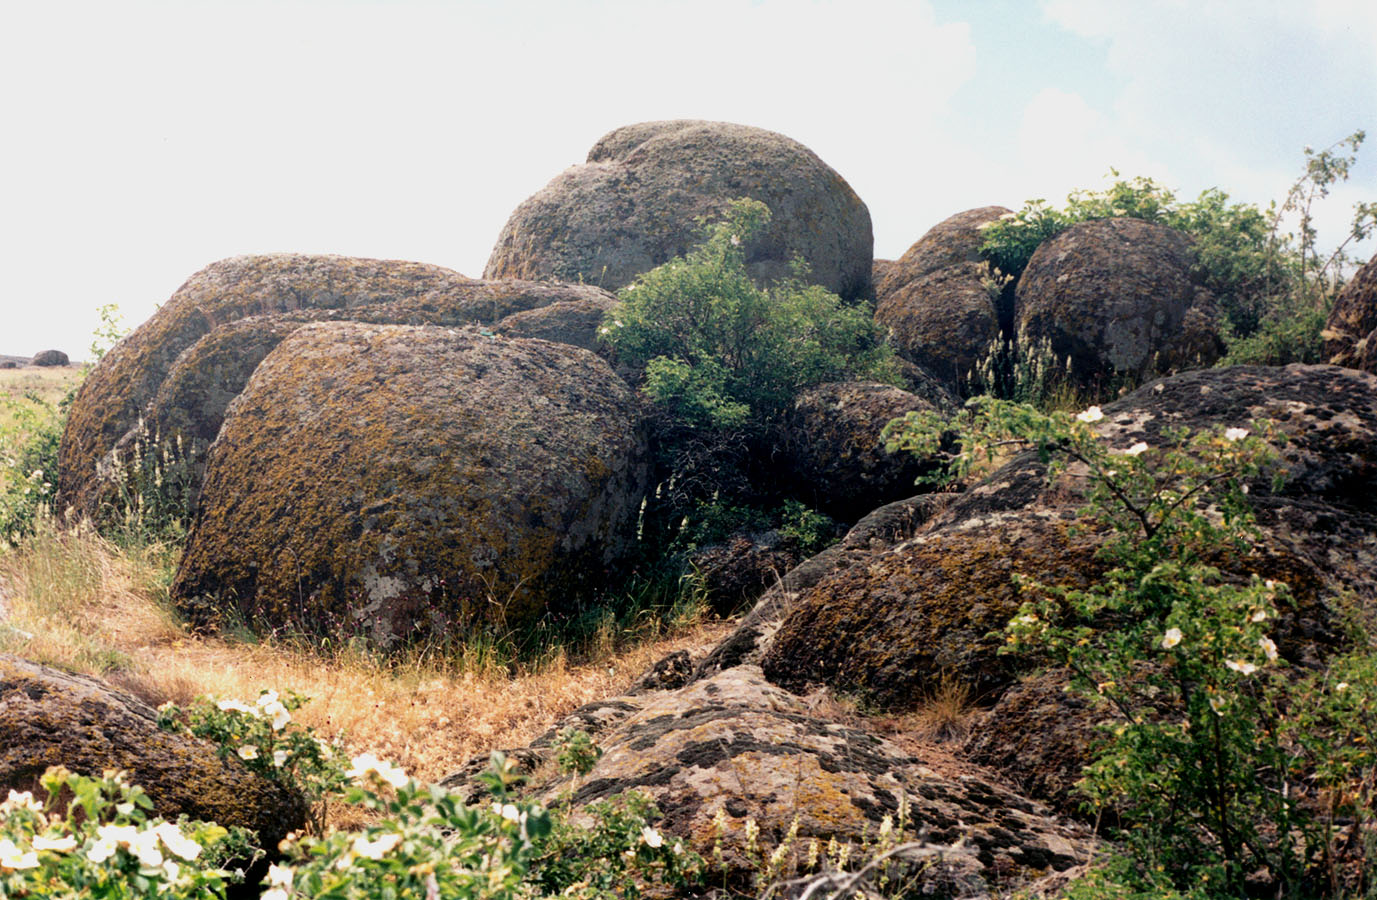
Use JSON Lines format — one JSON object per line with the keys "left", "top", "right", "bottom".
{"left": 13, "top": 119, "right": 1375, "bottom": 896}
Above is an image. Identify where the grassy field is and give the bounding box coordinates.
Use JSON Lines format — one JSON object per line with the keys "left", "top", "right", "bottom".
{"left": 0, "top": 364, "right": 732, "bottom": 807}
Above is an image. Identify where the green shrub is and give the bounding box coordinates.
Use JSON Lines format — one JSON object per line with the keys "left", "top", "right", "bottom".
{"left": 157, "top": 690, "right": 348, "bottom": 837}
{"left": 0, "top": 767, "right": 257, "bottom": 899}
{"left": 602, "top": 198, "right": 893, "bottom": 433}
{"left": 0, "top": 395, "right": 63, "bottom": 547}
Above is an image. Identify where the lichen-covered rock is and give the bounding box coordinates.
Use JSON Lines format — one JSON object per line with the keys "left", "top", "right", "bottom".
{"left": 781, "top": 381, "right": 943, "bottom": 520}
{"left": 877, "top": 206, "right": 1011, "bottom": 298}
{"left": 686, "top": 532, "right": 802, "bottom": 616}
{"left": 494, "top": 294, "right": 617, "bottom": 352}
{"left": 963, "top": 670, "right": 1103, "bottom": 818}
{"left": 511, "top": 666, "right": 1091, "bottom": 892}
{"left": 876, "top": 262, "right": 1002, "bottom": 388}
{"left": 760, "top": 365, "right": 1377, "bottom": 709}
{"left": 1014, "top": 218, "right": 1222, "bottom": 389}
{"left": 483, "top": 120, "right": 874, "bottom": 301}
{"left": 171, "top": 322, "right": 649, "bottom": 646}
{"left": 30, "top": 349, "right": 69, "bottom": 367}
{"left": 1325, "top": 250, "right": 1377, "bottom": 373}
{"left": 762, "top": 514, "right": 1104, "bottom": 706}
{"left": 0, "top": 655, "right": 305, "bottom": 848}
{"left": 57, "top": 254, "right": 476, "bottom": 515}
{"left": 93, "top": 280, "right": 617, "bottom": 518}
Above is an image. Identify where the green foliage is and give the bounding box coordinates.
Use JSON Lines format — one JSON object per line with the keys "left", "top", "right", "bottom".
{"left": 0, "top": 397, "right": 61, "bottom": 547}
{"left": 887, "top": 398, "right": 1377, "bottom": 897}
{"left": 157, "top": 690, "right": 348, "bottom": 837}
{"left": 0, "top": 766, "right": 256, "bottom": 899}
{"left": 775, "top": 498, "right": 837, "bottom": 556}
{"left": 977, "top": 133, "right": 1376, "bottom": 368}
{"left": 552, "top": 727, "right": 603, "bottom": 777}
{"left": 88, "top": 303, "right": 127, "bottom": 368}
{"left": 602, "top": 198, "right": 893, "bottom": 432}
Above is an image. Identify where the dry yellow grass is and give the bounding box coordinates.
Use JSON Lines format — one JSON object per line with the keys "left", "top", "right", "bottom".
{"left": 0, "top": 518, "right": 731, "bottom": 790}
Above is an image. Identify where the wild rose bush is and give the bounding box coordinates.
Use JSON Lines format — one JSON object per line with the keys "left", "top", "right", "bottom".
{"left": 0, "top": 767, "right": 255, "bottom": 899}
{"left": 157, "top": 689, "right": 348, "bottom": 836}
{"left": 887, "top": 397, "right": 1377, "bottom": 896}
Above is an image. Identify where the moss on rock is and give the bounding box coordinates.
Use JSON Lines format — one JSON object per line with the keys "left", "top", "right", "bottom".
{"left": 0, "top": 655, "right": 305, "bottom": 847}
{"left": 171, "top": 323, "right": 649, "bottom": 647}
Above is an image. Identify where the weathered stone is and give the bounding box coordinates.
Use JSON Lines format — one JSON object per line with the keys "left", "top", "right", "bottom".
{"left": 171, "top": 323, "right": 649, "bottom": 647}
{"left": 687, "top": 532, "right": 802, "bottom": 616}
{"left": 483, "top": 120, "right": 874, "bottom": 302}
{"left": 30, "top": 349, "right": 69, "bottom": 367}
{"left": 464, "top": 666, "right": 1092, "bottom": 893}
{"left": 1325, "top": 250, "right": 1377, "bottom": 373}
{"left": 0, "top": 655, "right": 305, "bottom": 848}
{"left": 91, "top": 279, "right": 616, "bottom": 518}
{"left": 57, "top": 254, "right": 475, "bottom": 515}
{"left": 877, "top": 262, "right": 1002, "bottom": 389}
{"left": 877, "top": 206, "right": 1011, "bottom": 298}
{"left": 781, "top": 381, "right": 943, "bottom": 520}
{"left": 760, "top": 365, "right": 1377, "bottom": 709}
{"left": 495, "top": 294, "right": 617, "bottom": 353}
{"left": 1014, "top": 218, "right": 1223, "bottom": 390}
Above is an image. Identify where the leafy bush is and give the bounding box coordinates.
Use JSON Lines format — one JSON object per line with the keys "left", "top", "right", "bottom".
{"left": 157, "top": 690, "right": 348, "bottom": 836}
{"left": 887, "top": 398, "right": 1377, "bottom": 897}
{"left": 977, "top": 132, "right": 1376, "bottom": 366}
{"left": 602, "top": 198, "right": 893, "bottom": 433}
{"left": 0, "top": 767, "right": 257, "bottom": 899}
{"left": 0, "top": 398, "right": 61, "bottom": 546}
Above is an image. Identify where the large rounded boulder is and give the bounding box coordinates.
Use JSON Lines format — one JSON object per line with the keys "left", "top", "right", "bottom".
{"left": 58, "top": 254, "right": 474, "bottom": 515}
{"left": 0, "top": 655, "right": 306, "bottom": 848}
{"left": 1325, "top": 250, "right": 1377, "bottom": 373}
{"left": 483, "top": 120, "right": 874, "bottom": 301}
{"left": 31, "top": 349, "right": 69, "bottom": 367}
{"left": 875, "top": 208, "right": 1011, "bottom": 388}
{"left": 1014, "top": 218, "right": 1223, "bottom": 389}
{"left": 876, "top": 206, "right": 1010, "bottom": 298}
{"left": 172, "top": 322, "right": 649, "bottom": 647}
{"left": 61, "top": 254, "right": 617, "bottom": 519}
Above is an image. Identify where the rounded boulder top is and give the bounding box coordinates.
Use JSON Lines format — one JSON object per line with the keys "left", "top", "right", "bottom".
{"left": 1014, "top": 217, "right": 1223, "bottom": 389}
{"left": 483, "top": 120, "right": 874, "bottom": 301}
{"left": 56, "top": 253, "right": 477, "bottom": 514}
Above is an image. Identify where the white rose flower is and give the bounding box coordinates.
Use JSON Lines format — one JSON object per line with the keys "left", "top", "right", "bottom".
{"left": 1076, "top": 406, "right": 1104, "bottom": 423}
{"left": 1161, "top": 627, "right": 1183, "bottom": 649}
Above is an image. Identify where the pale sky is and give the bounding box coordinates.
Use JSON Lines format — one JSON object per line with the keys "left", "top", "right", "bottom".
{"left": 2, "top": 0, "right": 1375, "bottom": 358}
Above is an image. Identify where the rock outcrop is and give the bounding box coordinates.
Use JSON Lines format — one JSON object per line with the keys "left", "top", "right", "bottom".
{"left": 57, "top": 254, "right": 475, "bottom": 515}
{"left": 1325, "top": 250, "right": 1377, "bottom": 373}
{"left": 483, "top": 120, "right": 874, "bottom": 301}
{"left": 781, "top": 381, "right": 943, "bottom": 520}
{"left": 759, "top": 364, "right": 1377, "bottom": 712}
{"left": 59, "top": 254, "right": 616, "bottom": 518}
{"left": 172, "top": 323, "right": 649, "bottom": 647}
{"left": 1014, "top": 218, "right": 1223, "bottom": 390}
{"left": 30, "top": 349, "right": 69, "bottom": 367}
{"left": 0, "top": 655, "right": 305, "bottom": 848}
{"left": 448, "top": 666, "right": 1093, "bottom": 894}
{"left": 874, "top": 208, "right": 1011, "bottom": 390}
{"left": 494, "top": 294, "right": 617, "bottom": 352}
{"left": 876, "top": 206, "right": 1011, "bottom": 299}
